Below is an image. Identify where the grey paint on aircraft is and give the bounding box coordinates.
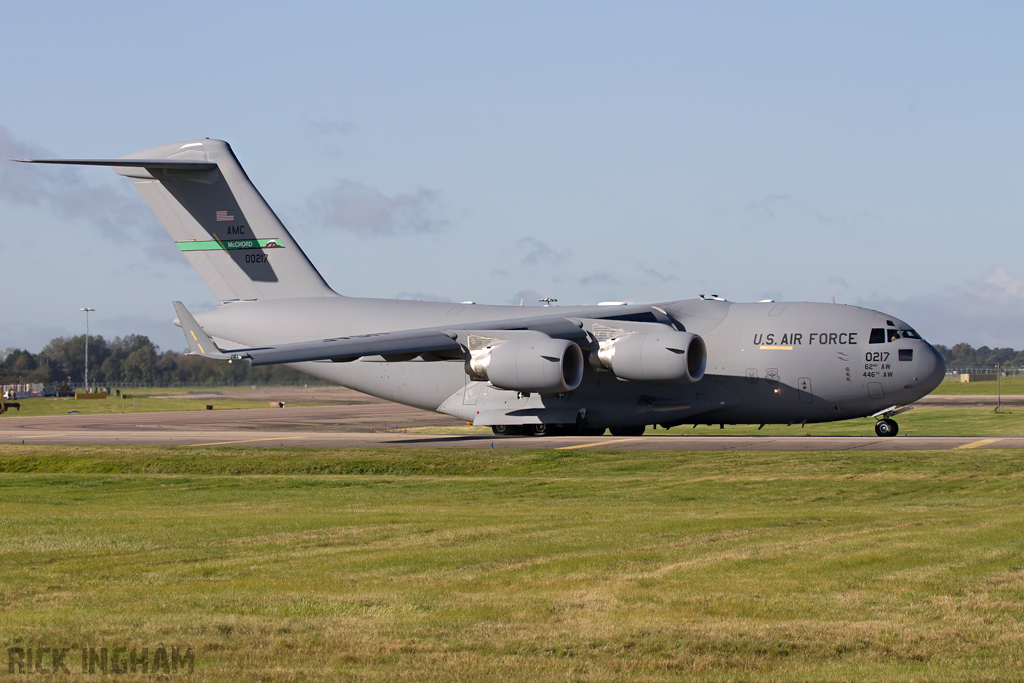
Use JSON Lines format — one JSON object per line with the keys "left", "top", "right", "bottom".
{"left": 12, "top": 140, "right": 946, "bottom": 435}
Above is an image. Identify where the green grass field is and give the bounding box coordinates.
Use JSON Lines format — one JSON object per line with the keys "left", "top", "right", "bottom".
{"left": 2, "top": 444, "right": 1023, "bottom": 681}
{"left": 931, "top": 376, "right": 1024, "bottom": 394}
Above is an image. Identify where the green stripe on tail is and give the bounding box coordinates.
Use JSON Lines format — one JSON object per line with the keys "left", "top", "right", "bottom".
{"left": 177, "top": 238, "right": 284, "bottom": 252}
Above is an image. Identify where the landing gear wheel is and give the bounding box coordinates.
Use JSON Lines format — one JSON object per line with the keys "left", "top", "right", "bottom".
{"left": 528, "top": 424, "right": 548, "bottom": 437}
{"left": 491, "top": 425, "right": 510, "bottom": 436}
{"left": 579, "top": 427, "right": 606, "bottom": 436}
{"left": 610, "top": 425, "right": 646, "bottom": 437}
{"left": 875, "top": 419, "right": 898, "bottom": 437}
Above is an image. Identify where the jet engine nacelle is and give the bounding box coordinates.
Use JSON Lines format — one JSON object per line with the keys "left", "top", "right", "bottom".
{"left": 468, "top": 338, "right": 585, "bottom": 394}
{"left": 591, "top": 330, "right": 706, "bottom": 383}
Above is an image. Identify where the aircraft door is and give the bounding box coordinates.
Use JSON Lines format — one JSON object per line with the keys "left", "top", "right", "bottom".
{"left": 798, "top": 377, "right": 812, "bottom": 404}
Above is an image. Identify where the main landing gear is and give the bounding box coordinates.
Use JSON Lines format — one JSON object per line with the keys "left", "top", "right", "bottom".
{"left": 874, "top": 418, "right": 898, "bottom": 437}
{"left": 491, "top": 424, "right": 549, "bottom": 436}
{"left": 491, "top": 424, "right": 610, "bottom": 437}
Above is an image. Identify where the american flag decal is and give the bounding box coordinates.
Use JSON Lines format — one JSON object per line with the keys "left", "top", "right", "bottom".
{"left": 216, "top": 210, "right": 235, "bottom": 222}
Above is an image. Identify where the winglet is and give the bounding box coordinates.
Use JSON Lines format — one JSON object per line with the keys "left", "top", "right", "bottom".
{"left": 172, "top": 301, "right": 233, "bottom": 359}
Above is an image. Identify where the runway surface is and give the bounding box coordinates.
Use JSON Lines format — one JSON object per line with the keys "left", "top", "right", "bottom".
{"left": 1, "top": 403, "right": 1022, "bottom": 451}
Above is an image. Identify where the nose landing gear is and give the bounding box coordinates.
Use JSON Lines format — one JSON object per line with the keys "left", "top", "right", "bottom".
{"left": 872, "top": 405, "right": 912, "bottom": 437}
{"left": 874, "top": 418, "right": 898, "bottom": 437}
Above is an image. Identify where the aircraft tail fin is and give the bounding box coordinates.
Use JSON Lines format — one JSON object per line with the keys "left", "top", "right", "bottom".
{"left": 14, "top": 140, "right": 338, "bottom": 301}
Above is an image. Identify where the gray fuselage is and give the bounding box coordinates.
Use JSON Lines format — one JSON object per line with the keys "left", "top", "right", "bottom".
{"left": 194, "top": 296, "right": 946, "bottom": 429}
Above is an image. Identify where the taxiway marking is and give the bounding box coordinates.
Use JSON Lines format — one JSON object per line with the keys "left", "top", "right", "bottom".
{"left": 188, "top": 435, "right": 314, "bottom": 447}
{"left": 957, "top": 438, "right": 1003, "bottom": 449}
{"left": 555, "top": 437, "right": 642, "bottom": 450}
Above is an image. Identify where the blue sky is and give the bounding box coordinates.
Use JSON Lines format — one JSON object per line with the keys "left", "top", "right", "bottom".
{"left": 3, "top": 1, "right": 1022, "bottom": 353}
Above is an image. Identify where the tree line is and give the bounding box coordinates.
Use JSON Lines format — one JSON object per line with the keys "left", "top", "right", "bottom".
{"left": 932, "top": 344, "right": 1024, "bottom": 369}
{"left": 1, "top": 335, "right": 328, "bottom": 387}
{"left": 2, "top": 334, "right": 1021, "bottom": 387}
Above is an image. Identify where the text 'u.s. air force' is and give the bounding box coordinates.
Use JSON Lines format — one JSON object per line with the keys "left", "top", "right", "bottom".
{"left": 753, "top": 332, "right": 858, "bottom": 346}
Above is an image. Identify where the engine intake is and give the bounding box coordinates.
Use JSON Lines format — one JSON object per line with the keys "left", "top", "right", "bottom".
{"left": 591, "top": 330, "right": 706, "bottom": 383}
{"left": 468, "top": 338, "right": 584, "bottom": 394}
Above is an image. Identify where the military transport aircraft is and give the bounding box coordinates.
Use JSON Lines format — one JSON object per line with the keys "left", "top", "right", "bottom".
{"left": 13, "top": 139, "right": 945, "bottom": 437}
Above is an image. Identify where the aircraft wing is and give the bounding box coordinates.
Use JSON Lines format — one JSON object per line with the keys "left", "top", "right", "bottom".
{"left": 174, "top": 301, "right": 598, "bottom": 367}
{"left": 235, "top": 328, "right": 465, "bottom": 366}
{"left": 173, "top": 301, "right": 465, "bottom": 365}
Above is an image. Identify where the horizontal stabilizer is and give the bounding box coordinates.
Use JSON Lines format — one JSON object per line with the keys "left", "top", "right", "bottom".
{"left": 9, "top": 158, "right": 217, "bottom": 170}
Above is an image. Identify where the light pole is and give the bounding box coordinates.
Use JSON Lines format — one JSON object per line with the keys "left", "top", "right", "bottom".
{"left": 80, "top": 307, "right": 95, "bottom": 393}
{"left": 996, "top": 362, "right": 1002, "bottom": 413}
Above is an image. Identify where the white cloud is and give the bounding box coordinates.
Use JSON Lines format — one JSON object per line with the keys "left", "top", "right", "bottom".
{"left": 0, "top": 125, "right": 161, "bottom": 242}
{"left": 393, "top": 291, "right": 453, "bottom": 302}
{"left": 579, "top": 271, "right": 622, "bottom": 286}
{"left": 518, "top": 237, "right": 570, "bottom": 266}
{"left": 637, "top": 264, "right": 676, "bottom": 282}
{"left": 745, "top": 193, "right": 794, "bottom": 219}
{"left": 308, "top": 179, "right": 449, "bottom": 236}
{"left": 304, "top": 117, "right": 353, "bottom": 137}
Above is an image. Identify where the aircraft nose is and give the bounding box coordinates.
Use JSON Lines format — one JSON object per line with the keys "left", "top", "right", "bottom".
{"left": 917, "top": 343, "right": 946, "bottom": 395}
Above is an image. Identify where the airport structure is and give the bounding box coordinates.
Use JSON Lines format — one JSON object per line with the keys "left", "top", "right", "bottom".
{"left": 13, "top": 140, "right": 946, "bottom": 437}
{"left": 1, "top": 384, "right": 47, "bottom": 400}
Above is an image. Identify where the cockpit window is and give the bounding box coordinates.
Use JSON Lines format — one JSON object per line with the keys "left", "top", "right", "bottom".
{"left": 871, "top": 327, "right": 921, "bottom": 343}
